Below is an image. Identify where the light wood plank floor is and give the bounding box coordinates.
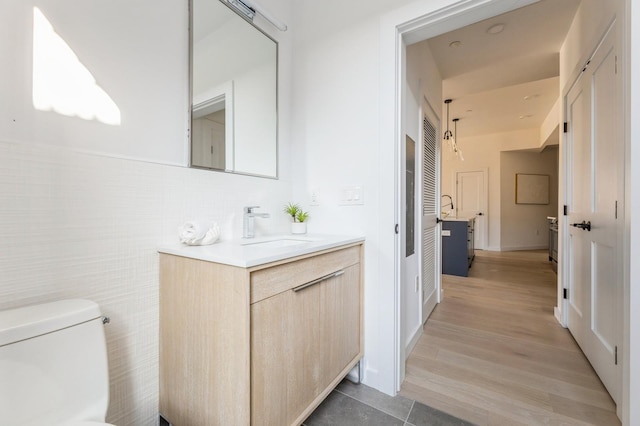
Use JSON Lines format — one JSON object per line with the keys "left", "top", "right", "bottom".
{"left": 400, "top": 250, "right": 620, "bottom": 426}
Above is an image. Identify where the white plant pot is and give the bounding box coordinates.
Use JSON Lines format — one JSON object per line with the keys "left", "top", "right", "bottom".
{"left": 291, "top": 222, "right": 307, "bottom": 234}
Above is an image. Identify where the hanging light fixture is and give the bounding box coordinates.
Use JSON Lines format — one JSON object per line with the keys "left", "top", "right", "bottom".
{"left": 443, "top": 99, "right": 453, "bottom": 141}
{"left": 452, "top": 118, "right": 464, "bottom": 161}
{"left": 443, "top": 99, "right": 463, "bottom": 160}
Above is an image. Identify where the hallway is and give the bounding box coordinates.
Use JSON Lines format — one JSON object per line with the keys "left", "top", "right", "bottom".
{"left": 400, "top": 250, "right": 620, "bottom": 425}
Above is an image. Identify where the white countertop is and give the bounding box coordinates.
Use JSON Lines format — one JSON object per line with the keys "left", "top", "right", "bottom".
{"left": 442, "top": 216, "right": 475, "bottom": 222}
{"left": 158, "top": 234, "right": 365, "bottom": 268}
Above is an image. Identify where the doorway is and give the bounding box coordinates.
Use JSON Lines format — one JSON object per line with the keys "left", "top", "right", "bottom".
{"left": 392, "top": 0, "right": 626, "bottom": 420}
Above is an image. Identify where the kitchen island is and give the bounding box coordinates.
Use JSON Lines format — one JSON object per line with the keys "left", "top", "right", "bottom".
{"left": 442, "top": 217, "right": 475, "bottom": 277}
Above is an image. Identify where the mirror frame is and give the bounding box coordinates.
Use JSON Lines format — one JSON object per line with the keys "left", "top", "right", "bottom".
{"left": 188, "top": 0, "right": 279, "bottom": 179}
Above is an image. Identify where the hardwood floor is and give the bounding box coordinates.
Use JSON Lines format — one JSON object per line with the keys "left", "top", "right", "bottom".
{"left": 400, "top": 250, "right": 620, "bottom": 426}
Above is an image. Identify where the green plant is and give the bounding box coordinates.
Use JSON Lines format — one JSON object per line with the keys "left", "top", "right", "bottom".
{"left": 284, "top": 202, "right": 300, "bottom": 221}
{"left": 295, "top": 210, "right": 309, "bottom": 223}
{"left": 283, "top": 202, "right": 309, "bottom": 223}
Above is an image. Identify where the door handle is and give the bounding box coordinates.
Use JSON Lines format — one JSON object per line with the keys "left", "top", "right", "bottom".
{"left": 477, "top": 212, "right": 484, "bottom": 216}
{"left": 570, "top": 220, "right": 591, "bottom": 231}
{"left": 436, "top": 218, "right": 442, "bottom": 223}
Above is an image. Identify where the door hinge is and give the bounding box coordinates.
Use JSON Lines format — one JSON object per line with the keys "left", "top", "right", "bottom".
{"left": 563, "top": 122, "right": 568, "bottom": 133}
{"left": 563, "top": 288, "right": 568, "bottom": 299}
{"left": 615, "top": 200, "right": 618, "bottom": 219}
{"left": 564, "top": 205, "right": 568, "bottom": 216}
{"left": 582, "top": 59, "right": 591, "bottom": 73}
{"left": 395, "top": 224, "right": 399, "bottom": 234}
{"left": 615, "top": 345, "right": 618, "bottom": 365}
{"left": 615, "top": 55, "right": 618, "bottom": 74}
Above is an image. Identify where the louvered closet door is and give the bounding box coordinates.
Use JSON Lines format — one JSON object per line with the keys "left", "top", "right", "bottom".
{"left": 421, "top": 107, "right": 440, "bottom": 321}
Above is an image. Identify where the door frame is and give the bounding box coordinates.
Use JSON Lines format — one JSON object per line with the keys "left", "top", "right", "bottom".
{"left": 388, "top": 3, "right": 632, "bottom": 421}
{"left": 390, "top": 0, "right": 542, "bottom": 394}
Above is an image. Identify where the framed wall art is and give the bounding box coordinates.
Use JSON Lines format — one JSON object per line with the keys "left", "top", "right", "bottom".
{"left": 515, "top": 173, "right": 549, "bottom": 205}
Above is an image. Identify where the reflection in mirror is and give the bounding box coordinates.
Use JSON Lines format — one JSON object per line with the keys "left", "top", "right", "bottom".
{"left": 191, "top": 0, "right": 278, "bottom": 178}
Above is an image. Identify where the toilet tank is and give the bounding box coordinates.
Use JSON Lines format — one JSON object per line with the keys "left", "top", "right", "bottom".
{"left": 0, "top": 299, "right": 110, "bottom": 426}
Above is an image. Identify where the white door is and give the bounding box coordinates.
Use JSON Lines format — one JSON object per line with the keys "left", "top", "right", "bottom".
{"left": 421, "top": 102, "right": 441, "bottom": 320}
{"left": 565, "top": 23, "right": 621, "bottom": 404}
{"left": 455, "top": 170, "right": 487, "bottom": 250}
{"left": 192, "top": 113, "right": 225, "bottom": 169}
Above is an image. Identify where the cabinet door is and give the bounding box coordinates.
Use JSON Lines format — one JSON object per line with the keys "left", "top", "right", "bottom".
{"left": 250, "top": 289, "right": 293, "bottom": 425}
{"left": 251, "top": 276, "right": 323, "bottom": 425}
{"left": 321, "top": 264, "right": 361, "bottom": 388}
{"left": 250, "top": 263, "right": 361, "bottom": 426}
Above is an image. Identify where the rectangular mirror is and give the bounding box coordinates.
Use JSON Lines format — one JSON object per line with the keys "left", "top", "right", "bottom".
{"left": 190, "top": 0, "right": 278, "bottom": 178}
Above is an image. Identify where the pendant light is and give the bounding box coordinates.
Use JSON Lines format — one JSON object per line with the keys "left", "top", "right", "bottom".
{"left": 443, "top": 99, "right": 463, "bottom": 160}
{"left": 443, "top": 99, "right": 453, "bottom": 141}
{"left": 452, "top": 117, "right": 464, "bottom": 161}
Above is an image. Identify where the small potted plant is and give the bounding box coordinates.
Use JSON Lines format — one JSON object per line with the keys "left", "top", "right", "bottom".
{"left": 284, "top": 202, "right": 309, "bottom": 234}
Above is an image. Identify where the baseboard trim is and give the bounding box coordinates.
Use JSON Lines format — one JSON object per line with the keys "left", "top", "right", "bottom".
{"left": 499, "top": 245, "right": 548, "bottom": 251}
{"left": 405, "top": 325, "right": 422, "bottom": 359}
{"left": 554, "top": 307, "right": 566, "bottom": 328}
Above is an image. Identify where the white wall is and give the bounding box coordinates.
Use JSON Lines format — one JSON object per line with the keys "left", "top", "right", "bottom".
{"left": 0, "top": 0, "right": 294, "bottom": 424}
{"left": 500, "top": 148, "right": 559, "bottom": 250}
{"left": 0, "top": 1, "right": 188, "bottom": 166}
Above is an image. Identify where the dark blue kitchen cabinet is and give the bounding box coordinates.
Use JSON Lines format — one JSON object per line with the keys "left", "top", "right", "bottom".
{"left": 442, "top": 218, "right": 475, "bottom": 277}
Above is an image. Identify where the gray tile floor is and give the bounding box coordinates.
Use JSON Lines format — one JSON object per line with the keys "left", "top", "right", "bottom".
{"left": 159, "top": 379, "right": 474, "bottom": 425}
{"left": 303, "top": 379, "right": 475, "bottom": 426}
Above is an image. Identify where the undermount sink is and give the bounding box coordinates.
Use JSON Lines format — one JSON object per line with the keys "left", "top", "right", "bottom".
{"left": 241, "top": 238, "right": 313, "bottom": 249}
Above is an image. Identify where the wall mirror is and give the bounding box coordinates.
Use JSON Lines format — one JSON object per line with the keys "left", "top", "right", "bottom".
{"left": 190, "top": 0, "right": 278, "bottom": 178}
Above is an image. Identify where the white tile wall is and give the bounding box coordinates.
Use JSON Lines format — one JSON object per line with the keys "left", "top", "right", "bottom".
{"left": 0, "top": 140, "right": 291, "bottom": 425}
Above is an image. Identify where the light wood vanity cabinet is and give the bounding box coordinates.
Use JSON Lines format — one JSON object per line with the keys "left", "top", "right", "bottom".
{"left": 160, "top": 243, "right": 363, "bottom": 426}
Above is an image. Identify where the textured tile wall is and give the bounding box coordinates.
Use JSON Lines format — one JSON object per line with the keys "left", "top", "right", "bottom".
{"left": 0, "top": 140, "right": 290, "bottom": 425}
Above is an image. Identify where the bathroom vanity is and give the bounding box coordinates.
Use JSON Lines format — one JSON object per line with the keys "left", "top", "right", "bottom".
{"left": 158, "top": 235, "right": 364, "bottom": 426}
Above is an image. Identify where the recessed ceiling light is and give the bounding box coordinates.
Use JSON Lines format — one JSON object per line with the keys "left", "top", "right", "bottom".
{"left": 466, "top": 109, "right": 473, "bottom": 113}
{"left": 519, "top": 114, "right": 533, "bottom": 119}
{"left": 524, "top": 94, "right": 540, "bottom": 101}
{"left": 449, "top": 40, "right": 462, "bottom": 48}
{"left": 487, "top": 23, "right": 505, "bottom": 34}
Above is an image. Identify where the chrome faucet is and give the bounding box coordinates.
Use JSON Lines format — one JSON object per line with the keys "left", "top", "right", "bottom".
{"left": 243, "top": 206, "right": 270, "bottom": 238}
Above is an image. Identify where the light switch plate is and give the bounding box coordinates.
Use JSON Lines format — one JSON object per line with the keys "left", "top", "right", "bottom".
{"left": 339, "top": 185, "right": 364, "bottom": 205}
{"left": 310, "top": 189, "right": 319, "bottom": 206}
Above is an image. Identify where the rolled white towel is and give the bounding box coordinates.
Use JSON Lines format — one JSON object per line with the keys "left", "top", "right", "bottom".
{"left": 179, "top": 221, "right": 207, "bottom": 240}
{"left": 179, "top": 221, "right": 220, "bottom": 246}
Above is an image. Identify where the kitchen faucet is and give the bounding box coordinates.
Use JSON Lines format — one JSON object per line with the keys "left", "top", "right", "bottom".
{"left": 441, "top": 194, "right": 454, "bottom": 211}
{"left": 243, "top": 206, "right": 270, "bottom": 238}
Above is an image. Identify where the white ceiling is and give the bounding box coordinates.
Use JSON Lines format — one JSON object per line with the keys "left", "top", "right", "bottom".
{"left": 415, "top": 0, "right": 581, "bottom": 139}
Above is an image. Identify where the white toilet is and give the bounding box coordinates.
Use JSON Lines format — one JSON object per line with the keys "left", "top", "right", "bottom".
{"left": 0, "top": 299, "right": 115, "bottom": 426}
